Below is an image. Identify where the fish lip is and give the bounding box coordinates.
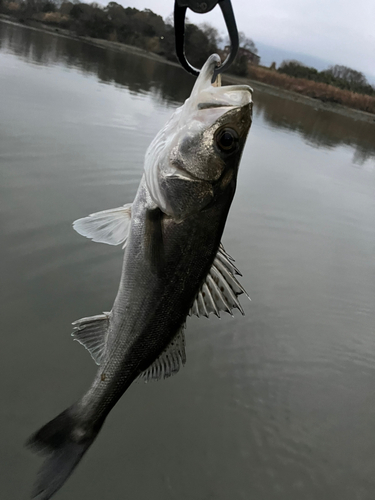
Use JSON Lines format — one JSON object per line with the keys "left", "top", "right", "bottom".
{"left": 189, "top": 55, "right": 253, "bottom": 111}
{"left": 197, "top": 103, "right": 233, "bottom": 110}
{"left": 197, "top": 101, "right": 252, "bottom": 111}
{"left": 196, "top": 86, "right": 253, "bottom": 111}
{"left": 167, "top": 162, "right": 203, "bottom": 183}
{"left": 168, "top": 160, "right": 226, "bottom": 185}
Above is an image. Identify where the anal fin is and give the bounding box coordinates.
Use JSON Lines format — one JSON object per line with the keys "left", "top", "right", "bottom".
{"left": 138, "top": 325, "right": 186, "bottom": 382}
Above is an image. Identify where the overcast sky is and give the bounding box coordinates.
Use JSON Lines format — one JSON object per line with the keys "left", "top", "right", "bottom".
{"left": 110, "top": 0, "right": 375, "bottom": 82}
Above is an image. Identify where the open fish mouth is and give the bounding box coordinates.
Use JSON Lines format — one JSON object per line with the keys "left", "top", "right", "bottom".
{"left": 195, "top": 84, "right": 253, "bottom": 112}
{"left": 198, "top": 102, "right": 240, "bottom": 110}
{"left": 187, "top": 54, "right": 253, "bottom": 112}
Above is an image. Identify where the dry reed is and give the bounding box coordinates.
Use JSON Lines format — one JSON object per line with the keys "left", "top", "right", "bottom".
{"left": 247, "top": 66, "right": 375, "bottom": 115}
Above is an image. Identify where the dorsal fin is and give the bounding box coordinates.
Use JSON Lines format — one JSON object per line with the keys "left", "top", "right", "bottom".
{"left": 73, "top": 204, "right": 132, "bottom": 247}
{"left": 190, "top": 244, "right": 249, "bottom": 318}
{"left": 138, "top": 325, "right": 186, "bottom": 382}
{"left": 71, "top": 312, "right": 110, "bottom": 365}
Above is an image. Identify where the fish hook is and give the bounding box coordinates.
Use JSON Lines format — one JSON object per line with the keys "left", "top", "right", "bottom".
{"left": 174, "top": 0, "right": 239, "bottom": 81}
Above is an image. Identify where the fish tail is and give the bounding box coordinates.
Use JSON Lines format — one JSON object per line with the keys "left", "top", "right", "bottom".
{"left": 26, "top": 405, "right": 102, "bottom": 500}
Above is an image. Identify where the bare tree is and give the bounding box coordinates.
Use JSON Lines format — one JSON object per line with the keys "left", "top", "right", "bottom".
{"left": 225, "top": 31, "right": 258, "bottom": 54}
{"left": 325, "top": 65, "right": 367, "bottom": 86}
{"left": 200, "top": 22, "right": 222, "bottom": 48}
{"left": 238, "top": 31, "right": 258, "bottom": 54}
{"left": 164, "top": 13, "right": 173, "bottom": 27}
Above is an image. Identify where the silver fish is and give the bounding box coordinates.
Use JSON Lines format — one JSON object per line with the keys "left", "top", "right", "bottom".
{"left": 27, "top": 54, "right": 252, "bottom": 500}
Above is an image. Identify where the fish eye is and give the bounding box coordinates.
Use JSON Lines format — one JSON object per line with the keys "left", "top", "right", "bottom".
{"left": 215, "top": 128, "right": 239, "bottom": 153}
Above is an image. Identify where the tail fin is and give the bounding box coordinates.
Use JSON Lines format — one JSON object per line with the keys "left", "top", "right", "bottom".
{"left": 26, "top": 406, "right": 101, "bottom": 500}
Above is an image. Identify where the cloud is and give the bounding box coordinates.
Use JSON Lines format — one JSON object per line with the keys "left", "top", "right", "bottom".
{"left": 110, "top": 0, "right": 375, "bottom": 81}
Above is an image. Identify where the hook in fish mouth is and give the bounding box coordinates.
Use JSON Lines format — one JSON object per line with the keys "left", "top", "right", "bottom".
{"left": 187, "top": 56, "right": 253, "bottom": 112}
{"left": 197, "top": 86, "right": 253, "bottom": 110}
{"left": 194, "top": 87, "right": 253, "bottom": 112}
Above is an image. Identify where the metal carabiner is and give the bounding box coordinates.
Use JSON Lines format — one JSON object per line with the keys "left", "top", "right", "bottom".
{"left": 174, "top": 0, "right": 239, "bottom": 80}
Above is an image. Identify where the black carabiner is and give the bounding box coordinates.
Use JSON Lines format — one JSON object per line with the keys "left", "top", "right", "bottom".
{"left": 174, "top": 0, "right": 239, "bottom": 79}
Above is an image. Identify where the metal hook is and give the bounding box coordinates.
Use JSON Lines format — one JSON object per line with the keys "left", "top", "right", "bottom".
{"left": 174, "top": 0, "right": 239, "bottom": 79}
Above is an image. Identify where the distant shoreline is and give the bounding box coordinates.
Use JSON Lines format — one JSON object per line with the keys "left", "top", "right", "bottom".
{"left": 1, "top": 15, "right": 374, "bottom": 125}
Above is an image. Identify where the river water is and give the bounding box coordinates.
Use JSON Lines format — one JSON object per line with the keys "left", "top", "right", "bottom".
{"left": 1, "top": 21, "right": 375, "bottom": 500}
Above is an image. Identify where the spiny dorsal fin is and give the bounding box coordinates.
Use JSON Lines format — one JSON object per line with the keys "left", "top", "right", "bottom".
{"left": 71, "top": 312, "right": 110, "bottom": 365}
{"left": 73, "top": 204, "right": 132, "bottom": 247}
{"left": 190, "top": 244, "right": 250, "bottom": 318}
{"left": 138, "top": 325, "right": 186, "bottom": 382}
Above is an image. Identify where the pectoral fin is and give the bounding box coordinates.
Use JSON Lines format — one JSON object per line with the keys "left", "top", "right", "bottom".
{"left": 190, "top": 244, "right": 249, "bottom": 318}
{"left": 73, "top": 204, "right": 132, "bottom": 247}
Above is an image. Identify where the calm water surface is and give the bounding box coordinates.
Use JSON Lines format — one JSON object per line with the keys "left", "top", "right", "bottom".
{"left": 1, "top": 21, "right": 375, "bottom": 500}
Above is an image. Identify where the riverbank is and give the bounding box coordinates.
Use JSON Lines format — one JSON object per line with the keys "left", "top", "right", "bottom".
{"left": 1, "top": 15, "right": 374, "bottom": 124}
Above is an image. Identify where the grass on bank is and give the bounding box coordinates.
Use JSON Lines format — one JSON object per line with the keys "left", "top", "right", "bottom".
{"left": 247, "top": 66, "right": 375, "bottom": 115}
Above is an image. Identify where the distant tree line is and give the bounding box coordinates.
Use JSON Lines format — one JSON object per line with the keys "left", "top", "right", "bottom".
{"left": 278, "top": 60, "right": 375, "bottom": 97}
{"left": 2, "top": 0, "right": 372, "bottom": 100}
{"left": 1, "top": 0, "right": 224, "bottom": 67}
{"left": 1, "top": 0, "right": 259, "bottom": 73}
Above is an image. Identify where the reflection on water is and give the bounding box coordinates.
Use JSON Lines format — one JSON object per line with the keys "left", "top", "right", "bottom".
{"left": 1, "top": 19, "right": 375, "bottom": 500}
{"left": 0, "top": 20, "right": 195, "bottom": 105}
{"left": 255, "top": 92, "right": 375, "bottom": 166}
{"left": 1, "top": 20, "right": 374, "bottom": 167}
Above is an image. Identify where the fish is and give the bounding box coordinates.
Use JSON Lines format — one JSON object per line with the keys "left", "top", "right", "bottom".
{"left": 26, "top": 54, "right": 253, "bottom": 500}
